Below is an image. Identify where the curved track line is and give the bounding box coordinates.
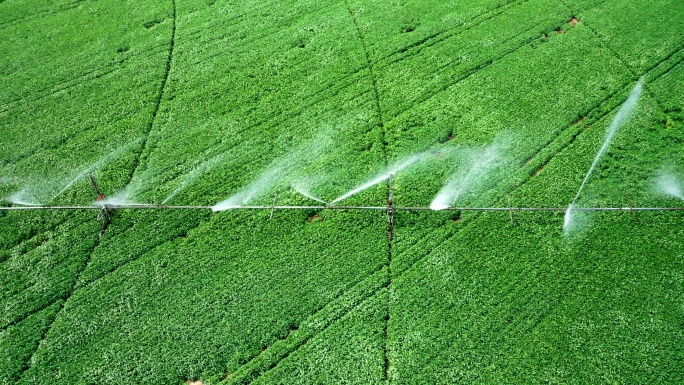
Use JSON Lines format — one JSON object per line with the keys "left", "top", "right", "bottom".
{"left": 125, "top": 0, "right": 177, "bottom": 185}
{"left": 15, "top": 1, "right": 177, "bottom": 380}
{"left": 342, "top": 2, "right": 392, "bottom": 379}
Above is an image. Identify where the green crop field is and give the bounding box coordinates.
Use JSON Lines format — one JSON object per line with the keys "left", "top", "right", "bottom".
{"left": 1, "top": 0, "right": 683, "bottom": 383}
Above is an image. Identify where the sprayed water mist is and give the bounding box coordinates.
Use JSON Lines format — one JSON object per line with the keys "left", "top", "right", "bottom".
{"left": 293, "top": 184, "right": 328, "bottom": 204}
{"left": 430, "top": 144, "right": 502, "bottom": 210}
{"left": 329, "top": 154, "right": 425, "bottom": 205}
{"left": 8, "top": 189, "right": 43, "bottom": 206}
{"left": 211, "top": 131, "right": 336, "bottom": 211}
{"left": 162, "top": 152, "right": 227, "bottom": 204}
{"left": 563, "top": 77, "right": 644, "bottom": 234}
{"left": 47, "top": 139, "right": 140, "bottom": 204}
{"left": 212, "top": 166, "right": 283, "bottom": 211}
{"left": 657, "top": 172, "right": 684, "bottom": 200}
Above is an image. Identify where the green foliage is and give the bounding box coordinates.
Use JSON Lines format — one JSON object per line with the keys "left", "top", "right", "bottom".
{"left": 1, "top": 0, "right": 683, "bottom": 383}
{"left": 0, "top": 302, "right": 61, "bottom": 385}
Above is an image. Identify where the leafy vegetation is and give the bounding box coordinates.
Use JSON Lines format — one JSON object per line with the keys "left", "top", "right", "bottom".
{"left": 1, "top": 0, "right": 683, "bottom": 383}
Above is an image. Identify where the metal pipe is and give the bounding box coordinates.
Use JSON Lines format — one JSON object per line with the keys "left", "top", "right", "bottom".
{"left": 0, "top": 205, "right": 683, "bottom": 211}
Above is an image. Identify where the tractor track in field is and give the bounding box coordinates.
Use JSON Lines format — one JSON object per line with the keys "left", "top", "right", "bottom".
{"left": 225, "top": 266, "right": 387, "bottom": 384}
{"left": 0, "top": 232, "right": 84, "bottom": 299}
{"left": 0, "top": 46, "right": 166, "bottom": 115}
{"left": 184, "top": 0, "right": 341, "bottom": 49}
{"left": 0, "top": 215, "right": 75, "bottom": 266}
{"left": 7, "top": 6, "right": 659, "bottom": 381}
{"left": 168, "top": 6, "right": 554, "bottom": 174}
{"left": 125, "top": 0, "right": 176, "bottom": 186}
{"left": 1, "top": 0, "right": 556, "bottom": 171}
{"left": 0, "top": 0, "right": 89, "bottom": 29}
{"left": 10, "top": 0, "right": 177, "bottom": 379}
{"left": 0, "top": 297, "right": 62, "bottom": 335}
{"left": 412, "top": 263, "right": 568, "bottom": 380}
{"left": 0, "top": 47, "right": 168, "bottom": 170}
{"left": 343, "top": 1, "right": 394, "bottom": 379}
{"left": 378, "top": 0, "right": 527, "bottom": 67}
{"left": 17, "top": 221, "right": 102, "bottom": 381}
{"left": 180, "top": 0, "right": 535, "bottom": 143}
{"left": 74, "top": 212, "right": 211, "bottom": 290}
{"left": 559, "top": 0, "right": 684, "bottom": 120}
{"left": 383, "top": 19, "right": 575, "bottom": 126}
{"left": 4, "top": 1, "right": 682, "bottom": 381}
{"left": 201, "top": 26, "right": 611, "bottom": 372}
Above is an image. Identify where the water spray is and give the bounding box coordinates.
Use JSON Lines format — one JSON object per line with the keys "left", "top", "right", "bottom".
{"left": 563, "top": 77, "right": 644, "bottom": 234}
{"left": 329, "top": 154, "right": 425, "bottom": 205}
{"left": 89, "top": 175, "right": 114, "bottom": 238}
{"left": 293, "top": 184, "right": 328, "bottom": 205}
{"left": 657, "top": 172, "right": 684, "bottom": 200}
{"left": 1, "top": 204, "right": 681, "bottom": 212}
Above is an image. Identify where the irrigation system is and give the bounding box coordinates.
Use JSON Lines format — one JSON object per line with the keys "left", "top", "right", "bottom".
{"left": 1, "top": 204, "right": 683, "bottom": 212}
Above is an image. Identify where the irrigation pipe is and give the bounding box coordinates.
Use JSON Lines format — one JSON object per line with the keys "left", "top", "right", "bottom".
{"left": 0, "top": 205, "right": 683, "bottom": 212}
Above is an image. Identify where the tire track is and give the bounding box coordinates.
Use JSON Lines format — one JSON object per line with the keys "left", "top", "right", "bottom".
{"left": 226, "top": 266, "right": 387, "bottom": 384}
{"left": 383, "top": 21, "right": 572, "bottom": 129}
{"left": 166, "top": 0, "right": 534, "bottom": 152}
{"left": 124, "top": 0, "right": 176, "bottom": 185}
{"left": 412, "top": 265, "right": 564, "bottom": 380}
{"left": 377, "top": 0, "right": 527, "bottom": 68}
{"left": 90, "top": 16, "right": 680, "bottom": 381}
{"left": 12, "top": 2, "right": 175, "bottom": 376}
{"left": 343, "top": 2, "right": 391, "bottom": 380}
{"left": 17, "top": 220, "right": 101, "bottom": 381}
{"left": 0, "top": 46, "right": 165, "bottom": 114}
{"left": 0, "top": 298, "right": 62, "bottom": 334}
{"left": 0, "top": 214, "right": 74, "bottom": 265}
{"left": 0, "top": 0, "right": 89, "bottom": 29}
{"left": 558, "top": 0, "right": 684, "bottom": 120}
{"left": 184, "top": 1, "right": 341, "bottom": 50}
{"left": 74, "top": 211, "right": 211, "bottom": 290}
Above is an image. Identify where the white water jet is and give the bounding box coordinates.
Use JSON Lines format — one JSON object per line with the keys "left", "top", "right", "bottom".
{"left": 563, "top": 77, "right": 644, "bottom": 233}
{"left": 293, "top": 184, "right": 328, "bottom": 205}
{"left": 47, "top": 139, "right": 140, "bottom": 204}
{"left": 657, "top": 172, "right": 684, "bottom": 200}
{"left": 94, "top": 190, "right": 139, "bottom": 206}
{"left": 162, "top": 153, "right": 227, "bottom": 204}
{"left": 563, "top": 204, "right": 574, "bottom": 235}
{"left": 8, "top": 189, "right": 43, "bottom": 206}
{"left": 329, "top": 154, "right": 425, "bottom": 205}
{"left": 212, "top": 166, "right": 283, "bottom": 211}
{"left": 430, "top": 144, "right": 501, "bottom": 210}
